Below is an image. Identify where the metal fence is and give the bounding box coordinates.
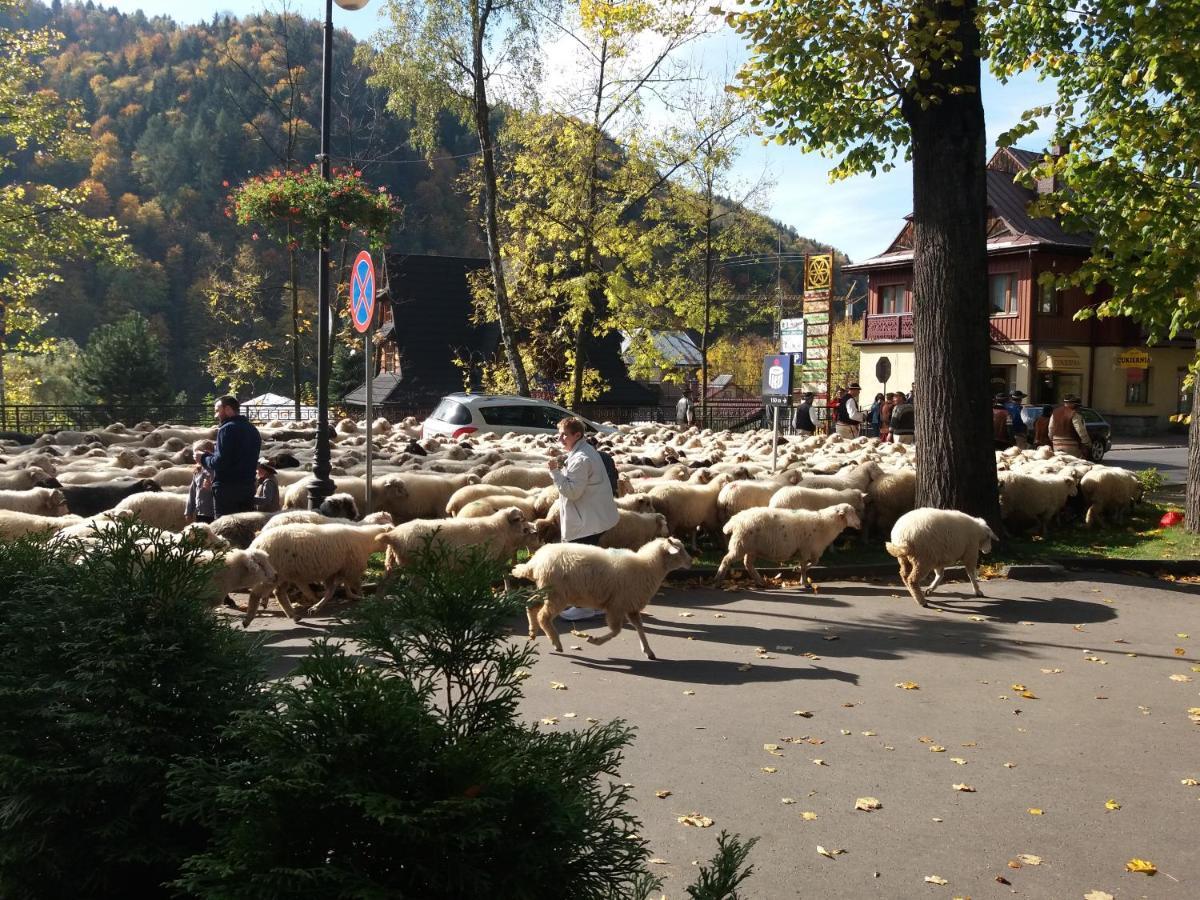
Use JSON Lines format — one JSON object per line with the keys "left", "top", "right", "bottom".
{"left": 0, "top": 404, "right": 332, "bottom": 433}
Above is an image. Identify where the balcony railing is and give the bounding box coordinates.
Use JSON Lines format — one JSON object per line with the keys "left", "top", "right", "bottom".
{"left": 864, "top": 313, "right": 913, "bottom": 341}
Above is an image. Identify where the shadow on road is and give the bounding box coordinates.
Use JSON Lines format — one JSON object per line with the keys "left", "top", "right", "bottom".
{"left": 563, "top": 654, "right": 860, "bottom": 686}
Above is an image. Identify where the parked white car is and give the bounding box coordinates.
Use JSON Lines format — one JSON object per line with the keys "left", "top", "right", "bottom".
{"left": 421, "top": 393, "right": 616, "bottom": 440}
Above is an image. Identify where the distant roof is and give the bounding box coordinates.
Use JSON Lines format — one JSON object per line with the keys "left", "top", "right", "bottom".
{"left": 620, "top": 330, "right": 703, "bottom": 367}
{"left": 845, "top": 148, "right": 1092, "bottom": 272}
{"left": 344, "top": 373, "right": 406, "bottom": 406}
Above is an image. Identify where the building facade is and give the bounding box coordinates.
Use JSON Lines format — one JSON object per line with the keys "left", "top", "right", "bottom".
{"left": 846, "top": 148, "right": 1193, "bottom": 433}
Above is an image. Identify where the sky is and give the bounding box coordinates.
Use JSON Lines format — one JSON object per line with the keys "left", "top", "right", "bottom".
{"left": 100, "top": 0, "right": 1058, "bottom": 263}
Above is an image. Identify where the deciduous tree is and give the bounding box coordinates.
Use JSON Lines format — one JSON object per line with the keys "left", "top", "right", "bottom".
{"left": 726, "top": 0, "right": 999, "bottom": 524}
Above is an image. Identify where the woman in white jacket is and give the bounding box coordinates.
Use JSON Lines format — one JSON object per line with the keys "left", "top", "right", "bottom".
{"left": 548, "top": 417, "right": 620, "bottom": 620}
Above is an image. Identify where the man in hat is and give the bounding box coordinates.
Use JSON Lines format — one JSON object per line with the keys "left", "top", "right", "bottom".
{"left": 1006, "top": 390, "right": 1030, "bottom": 450}
{"left": 253, "top": 458, "right": 281, "bottom": 512}
{"left": 791, "top": 391, "right": 816, "bottom": 436}
{"left": 835, "top": 382, "right": 865, "bottom": 438}
{"left": 1048, "top": 395, "right": 1092, "bottom": 458}
{"left": 992, "top": 393, "right": 1013, "bottom": 449}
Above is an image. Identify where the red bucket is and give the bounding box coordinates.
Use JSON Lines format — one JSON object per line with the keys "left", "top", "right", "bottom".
{"left": 1160, "top": 510, "right": 1184, "bottom": 528}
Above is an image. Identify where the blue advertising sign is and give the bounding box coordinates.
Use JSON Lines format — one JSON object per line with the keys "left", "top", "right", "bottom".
{"left": 350, "top": 250, "right": 376, "bottom": 334}
{"left": 761, "top": 354, "right": 793, "bottom": 407}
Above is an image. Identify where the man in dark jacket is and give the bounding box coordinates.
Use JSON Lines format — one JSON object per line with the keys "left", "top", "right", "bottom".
{"left": 890, "top": 393, "right": 915, "bottom": 444}
{"left": 197, "top": 395, "right": 262, "bottom": 517}
{"left": 792, "top": 391, "right": 816, "bottom": 436}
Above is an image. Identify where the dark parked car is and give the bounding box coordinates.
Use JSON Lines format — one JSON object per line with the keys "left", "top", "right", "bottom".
{"left": 1079, "top": 407, "right": 1112, "bottom": 461}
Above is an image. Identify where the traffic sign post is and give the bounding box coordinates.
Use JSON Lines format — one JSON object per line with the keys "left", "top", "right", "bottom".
{"left": 780, "top": 317, "right": 806, "bottom": 361}
{"left": 350, "top": 251, "right": 376, "bottom": 512}
{"left": 761, "top": 354, "right": 794, "bottom": 472}
{"left": 875, "top": 356, "right": 892, "bottom": 398}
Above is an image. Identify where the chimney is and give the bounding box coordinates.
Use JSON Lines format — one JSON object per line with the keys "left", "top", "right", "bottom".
{"left": 1036, "top": 144, "right": 1064, "bottom": 195}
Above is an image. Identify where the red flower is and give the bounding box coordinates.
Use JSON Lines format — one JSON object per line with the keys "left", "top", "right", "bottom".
{"left": 251, "top": 233, "right": 259, "bottom": 241}
{"left": 221, "top": 180, "right": 229, "bottom": 188}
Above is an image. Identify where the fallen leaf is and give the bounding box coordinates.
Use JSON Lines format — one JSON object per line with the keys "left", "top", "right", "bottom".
{"left": 1175, "top": 648, "right": 1187, "bottom": 655}
{"left": 540, "top": 717, "right": 558, "bottom": 725}
{"left": 1040, "top": 668, "right": 1063, "bottom": 674}
{"left": 969, "top": 615, "right": 987, "bottom": 622}
{"left": 764, "top": 743, "right": 783, "bottom": 755}
{"left": 862, "top": 730, "right": 877, "bottom": 736}
{"left": 761, "top": 767, "right": 778, "bottom": 774}
{"left": 1003, "top": 762, "right": 1017, "bottom": 768}
{"left": 895, "top": 681, "right": 920, "bottom": 690}
{"left": 1181, "top": 777, "right": 1199, "bottom": 786}
{"left": 655, "top": 790, "right": 671, "bottom": 799}
{"left": 801, "top": 811, "right": 818, "bottom": 820}
{"left": 1083, "top": 892, "right": 1113, "bottom": 900}
{"left": 1028, "top": 807, "right": 1044, "bottom": 815}
{"left": 952, "top": 783, "right": 975, "bottom": 792}
{"left": 1177, "top": 633, "right": 1189, "bottom": 638}
{"left": 648, "top": 858, "right": 669, "bottom": 865}
{"left": 822, "top": 634, "right": 839, "bottom": 641}
{"left": 951, "top": 757, "right": 967, "bottom": 765}
{"left": 854, "top": 797, "right": 882, "bottom": 811}
{"left": 677, "top": 611, "right": 693, "bottom": 618}
{"left": 1008, "top": 860, "right": 1022, "bottom": 869}
{"left": 1011, "top": 683, "right": 1027, "bottom": 691}
{"left": 564, "top": 712, "right": 577, "bottom": 718}
{"left": 1188, "top": 707, "right": 1200, "bottom": 716}
{"left": 586, "top": 717, "right": 599, "bottom": 723}
{"left": 918, "top": 736, "right": 934, "bottom": 743}
{"left": 712, "top": 612, "right": 725, "bottom": 618}
{"left": 781, "top": 797, "right": 796, "bottom": 805}
{"left": 932, "top": 817, "right": 943, "bottom": 822}
{"left": 677, "top": 813, "right": 713, "bottom": 828}
{"left": 840, "top": 729, "right": 852, "bottom": 735}
{"left": 816, "top": 845, "right": 845, "bottom": 858}
{"left": 961, "top": 741, "right": 977, "bottom": 747}
{"left": 1020, "top": 691, "right": 1039, "bottom": 700}
{"left": 1125, "top": 858, "right": 1156, "bottom": 875}
{"left": 924, "top": 875, "right": 948, "bottom": 885}
{"left": 793, "top": 710, "right": 814, "bottom": 717}
{"left": 930, "top": 745, "right": 947, "bottom": 753}
{"left": 682, "top": 690, "right": 695, "bottom": 696}
{"left": 1016, "top": 854, "right": 1042, "bottom": 866}
{"left": 995, "top": 875, "right": 1011, "bottom": 885}
{"left": 812, "top": 759, "right": 827, "bottom": 766}
{"left": 569, "top": 644, "right": 582, "bottom": 650}
{"left": 1169, "top": 673, "right": 1192, "bottom": 682}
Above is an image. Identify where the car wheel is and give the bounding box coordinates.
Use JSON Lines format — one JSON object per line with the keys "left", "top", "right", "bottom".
{"left": 1090, "top": 441, "right": 1106, "bottom": 462}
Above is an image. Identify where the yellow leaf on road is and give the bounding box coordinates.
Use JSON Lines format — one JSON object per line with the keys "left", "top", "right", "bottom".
{"left": 1004, "top": 762, "right": 1017, "bottom": 768}
{"left": 854, "top": 797, "right": 882, "bottom": 811}
{"left": 930, "top": 745, "right": 947, "bottom": 752}
{"left": 793, "top": 710, "right": 814, "bottom": 717}
{"left": 540, "top": 717, "right": 558, "bottom": 725}
{"left": 655, "top": 790, "right": 671, "bottom": 799}
{"left": 1181, "top": 777, "right": 1199, "bottom": 786}
{"left": 761, "top": 767, "right": 778, "bottom": 774}
{"left": 813, "top": 759, "right": 827, "bottom": 766}
{"left": 1177, "top": 633, "right": 1189, "bottom": 638}
{"left": 677, "top": 813, "right": 713, "bottom": 828}
{"left": 951, "top": 757, "right": 967, "bottom": 765}
{"left": 1169, "top": 673, "right": 1192, "bottom": 682}
{"left": 924, "top": 875, "right": 948, "bottom": 885}
{"left": 1016, "top": 854, "right": 1042, "bottom": 866}
{"left": 764, "top": 743, "right": 783, "bottom": 755}
{"left": 1028, "top": 807, "right": 1044, "bottom": 815}
{"left": 677, "top": 612, "right": 694, "bottom": 618}
{"left": 1011, "top": 683, "right": 1027, "bottom": 691}
{"left": 952, "top": 783, "right": 975, "bottom": 792}
{"left": 563, "top": 712, "right": 577, "bottom": 718}
{"left": 1041, "top": 667, "right": 1064, "bottom": 674}
{"left": 801, "top": 811, "right": 818, "bottom": 820}
{"left": 648, "top": 857, "right": 669, "bottom": 865}
{"left": 895, "top": 681, "right": 920, "bottom": 690}
{"left": 781, "top": 797, "right": 796, "bottom": 804}
{"left": 817, "top": 845, "right": 845, "bottom": 858}
{"left": 1083, "top": 892, "right": 1114, "bottom": 900}
{"left": 1125, "top": 858, "right": 1156, "bottom": 874}
{"left": 550, "top": 681, "right": 567, "bottom": 690}
{"left": 1175, "top": 647, "right": 1186, "bottom": 655}
{"left": 1020, "top": 691, "right": 1039, "bottom": 700}
{"left": 1105, "top": 799, "right": 1121, "bottom": 810}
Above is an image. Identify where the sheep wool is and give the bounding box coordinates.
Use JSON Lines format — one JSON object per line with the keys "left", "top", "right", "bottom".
{"left": 885, "top": 508, "right": 998, "bottom": 607}
{"left": 715, "top": 503, "right": 862, "bottom": 590}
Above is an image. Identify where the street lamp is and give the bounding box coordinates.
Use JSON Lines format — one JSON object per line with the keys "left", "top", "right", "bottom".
{"left": 309, "top": 0, "right": 370, "bottom": 509}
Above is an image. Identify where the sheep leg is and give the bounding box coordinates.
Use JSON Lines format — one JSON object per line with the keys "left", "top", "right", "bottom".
{"left": 535, "top": 599, "right": 564, "bottom": 652}
{"left": 895, "top": 554, "right": 913, "bottom": 583}
{"left": 242, "top": 589, "right": 265, "bottom": 628}
{"left": 585, "top": 609, "right": 624, "bottom": 649}
{"left": 526, "top": 601, "right": 542, "bottom": 640}
{"left": 904, "top": 561, "right": 929, "bottom": 607}
{"left": 743, "top": 554, "right": 766, "bottom": 588}
{"left": 713, "top": 551, "right": 737, "bottom": 587}
{"left": 627, "top": 610, "right": 656, "bottom": 661}
{"left": 273, "top": 585, "right": 304, "bottom": 622}
{"left": 925, "top": 568, "right": 946, "bottom": 596}
{"left": 964, "top": 562, "right": 985, "bottom": 598}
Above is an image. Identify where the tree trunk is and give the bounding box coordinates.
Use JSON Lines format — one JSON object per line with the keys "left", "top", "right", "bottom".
{"left": 1186, "top": 351, "right": 1200, "bottom": 533}
{"left": 904, "top": 0, "right": 1000, "bottom": 527}
{"left": 473, "top": 36, "right": 529, "bottom": 397}
{"left": 287, "top": 226, "right": 301, "bottom": 420}
{"left": 701, "top": 194, "right": 713, "bottom": 428}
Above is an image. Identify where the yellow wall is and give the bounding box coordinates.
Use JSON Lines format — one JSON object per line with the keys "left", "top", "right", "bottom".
{"left": 856, "top": 344, "right": 1033, "bottom": 398}
{"left": 1090, "top": 345, "right": 1195, "bottom": 423}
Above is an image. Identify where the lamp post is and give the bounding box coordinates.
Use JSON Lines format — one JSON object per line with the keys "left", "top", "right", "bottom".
{"left": 309, "top": 0, "right": 370, "bottom": 510}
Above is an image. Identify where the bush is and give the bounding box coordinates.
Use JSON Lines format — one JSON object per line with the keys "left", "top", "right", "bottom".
{"left": 0, "top": 523, "right": 267, "bottom": 899}
{"left": 1134, "top": 466, "right": 1166, "bottom": 495}
{"left": 169, "top": 541, "right": 658, "bottom": 899}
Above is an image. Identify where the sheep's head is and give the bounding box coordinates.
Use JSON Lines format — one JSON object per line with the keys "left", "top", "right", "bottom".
{"left": 831, "top": 502, "right": 862, "bottom": 531}
{"left": 241, "top": 548, "right": 277, "bottom": 588}
{"left": 361, "top": 511, "right": 394, "bottom": 526}
{"left": 974, "top": 517, "right": 998, "bottom": 554}
{"left": 45, "top": 488, "right": 69, "bottom": 516}
{"left": 651, "top": 536, "right": 691, "bottom": 572}
{"left": 653, "top": 513, "right": 669, "bottom": 537}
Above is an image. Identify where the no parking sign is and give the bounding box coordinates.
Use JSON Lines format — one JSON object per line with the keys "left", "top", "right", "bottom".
{"left": 349, "top": 250, "right": 376, "bottom": 334}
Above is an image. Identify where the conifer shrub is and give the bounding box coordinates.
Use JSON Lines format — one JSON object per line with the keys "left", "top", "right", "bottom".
{"left": 0, "top": 522, "right": 268, "bottom": 899}
{"left": 169, "top": 540, "right": 660, "bottom": 899}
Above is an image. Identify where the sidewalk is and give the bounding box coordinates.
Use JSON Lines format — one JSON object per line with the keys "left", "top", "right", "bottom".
{"left": 1109, "top": 436, "right": 1188, "bottom": 451}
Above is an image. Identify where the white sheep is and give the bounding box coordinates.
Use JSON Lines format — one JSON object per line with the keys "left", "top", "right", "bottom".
{"left": 715, "top": 503, "right": 862, "bottom": 590}
{"left": 445, "top": 482, "right": 532, "bottom": 515}
{"left": 512, "top": 537, "right": 691, "bottom": 659}
{"left": 1079, "top": 467, "right": 1143, "bottom": 527}
{"left": 0, "top": 467, "right": 57, "bottom": 491}
{"left": 598, "top": 509, "right": 670, "bottom": 550}
{"left": 114, "top": 491, "right": 189, "bottom": 531}
{"left": 244, "top": 522, "right": 393, "bottom": 624}
{"left": 376, "top": 507, "right": 538, "bottom": 571}
{"left": 997, "top": 471, "right": 1078, "bottom": 534}
{"left": 615, "top": 493, "right": 656, "bottom": 514}
{"left": 717, "top": 479, "right": 783, "bottom": 522}
{"left": 480, "top": 465, "right": 555, "bottom": 490}
{"left": 262, "top": 510, "right": 394, "bottom": 531}
{"left": 202, "top": 548, "right": 277, "bottom": 606}
{"left": 798, "top": 461, "right": 882, "bottom": 492}
{"left": 769, "top": 485, "right": 867, "bottom": 517}
{"left": 647, "top": 473, "right": 733, "bottom": 549}
{"left": 0, "top": 509, "right": 84, "bottom": 539}
{"left": 456, "top": 495, "right": 543, "bottom": 521}
{"left": 0, "top": 486, "right": 69, "bottom": 517}
{"left": 885, "top": 508, "right": 998, "bottom": 607}
{"left": 863, "top": 468, "right": 917, "bottom": 538}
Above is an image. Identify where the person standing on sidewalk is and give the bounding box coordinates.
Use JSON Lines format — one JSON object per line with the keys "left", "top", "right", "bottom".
{"left": 835, "top": 383, "right": 865, "bottom": 438}
{"left": 792, "top": 391, "right": 816, "bottom": 436}
{"left": 889, "top": 392, "right": 915, "bottom": 444}
{"left": 197, "top": 395, "right": 261, "bottom": 517}
{"left": 675, "top": 386, "right": 696, "bottom": 428}
{"left": 1007, "top": 390, "right": 1030, "bottom": 450}
{"left": 992, "top": 393, "right": 1013, "bottom": 449}
{"left": 548, "top": 416, "right": 620, "bottom": 622}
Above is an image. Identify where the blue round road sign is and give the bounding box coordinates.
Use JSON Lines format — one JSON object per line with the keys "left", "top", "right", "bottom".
{"left": 350, "top": 250, "right": 376, "bottom": 334}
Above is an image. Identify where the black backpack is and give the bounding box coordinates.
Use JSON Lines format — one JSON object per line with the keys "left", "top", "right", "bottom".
{"left": 597, "top": 449, "right": 619, "bottom": 496}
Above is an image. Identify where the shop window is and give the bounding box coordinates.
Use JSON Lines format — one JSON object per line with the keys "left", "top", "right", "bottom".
{"left": 989, "top": 273, "right": 1018, "bottom": 315}
{"left": 1125, "top": 367, "right": 1151, "bottom": 405}
{"left": 1037, "top": 281, "right": 1061, "bottom": 315}
{"left": 878, "top": 284, "right": 906, "bottom": 315}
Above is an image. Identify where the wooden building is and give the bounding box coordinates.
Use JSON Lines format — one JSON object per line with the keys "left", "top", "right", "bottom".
{"left": 845, "top": 148, "right": 1193, "bottom": 433}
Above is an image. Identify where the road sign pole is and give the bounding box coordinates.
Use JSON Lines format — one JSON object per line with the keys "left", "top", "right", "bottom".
{"left": 771, "top": 405, "right": 780, "bottom": 473}
{"left": 365, "top": 324, "right": 373, "bottom": 515}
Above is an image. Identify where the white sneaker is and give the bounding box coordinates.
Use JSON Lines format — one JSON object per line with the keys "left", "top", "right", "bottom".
{"left": 560, "top": 606, "right": 604, "bottom": 621}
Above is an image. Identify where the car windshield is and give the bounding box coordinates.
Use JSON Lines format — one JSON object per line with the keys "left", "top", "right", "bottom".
{"left": 431, "top": 398, "right": 470, "bottom": 425}
{"left": 1079, "top": 408, "right": 1104, "bottom": 424}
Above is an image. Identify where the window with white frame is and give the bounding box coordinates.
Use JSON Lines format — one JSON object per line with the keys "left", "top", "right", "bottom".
{"left": 878, "top": 284, "right": 906, "bottom": 315}
{"left": 989, "top": 273, "right": 1018, "bottom": 315}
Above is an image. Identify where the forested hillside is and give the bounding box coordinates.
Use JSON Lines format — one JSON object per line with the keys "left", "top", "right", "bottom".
{"left": 1, "top": 0, "right": 846, "bottom": 403}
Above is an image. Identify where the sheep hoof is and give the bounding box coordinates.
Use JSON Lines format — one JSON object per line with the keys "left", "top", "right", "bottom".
{"left": 645, "top": 650, "right": 657, "bottom": 661}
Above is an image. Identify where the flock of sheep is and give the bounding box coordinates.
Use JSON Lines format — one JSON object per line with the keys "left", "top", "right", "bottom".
{"left": 0, "top": 414, "right": 1145, "bottom": 658}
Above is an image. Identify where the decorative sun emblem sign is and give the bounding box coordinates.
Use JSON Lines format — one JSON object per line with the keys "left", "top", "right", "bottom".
{"left": 805, "top": 253, "right": 832, "bottom": 292}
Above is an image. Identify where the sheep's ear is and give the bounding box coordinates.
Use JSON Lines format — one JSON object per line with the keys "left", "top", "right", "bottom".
{"left": 506, "top": 508, "right": 523, "bottom": 523}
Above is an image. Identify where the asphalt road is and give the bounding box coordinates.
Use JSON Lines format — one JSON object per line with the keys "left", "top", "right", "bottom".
{"left": 1106, "top": 445, "right": 1188, "bottom": 484}
{"left": 241, "top": 572, "right": 1200, "bottom": 899}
